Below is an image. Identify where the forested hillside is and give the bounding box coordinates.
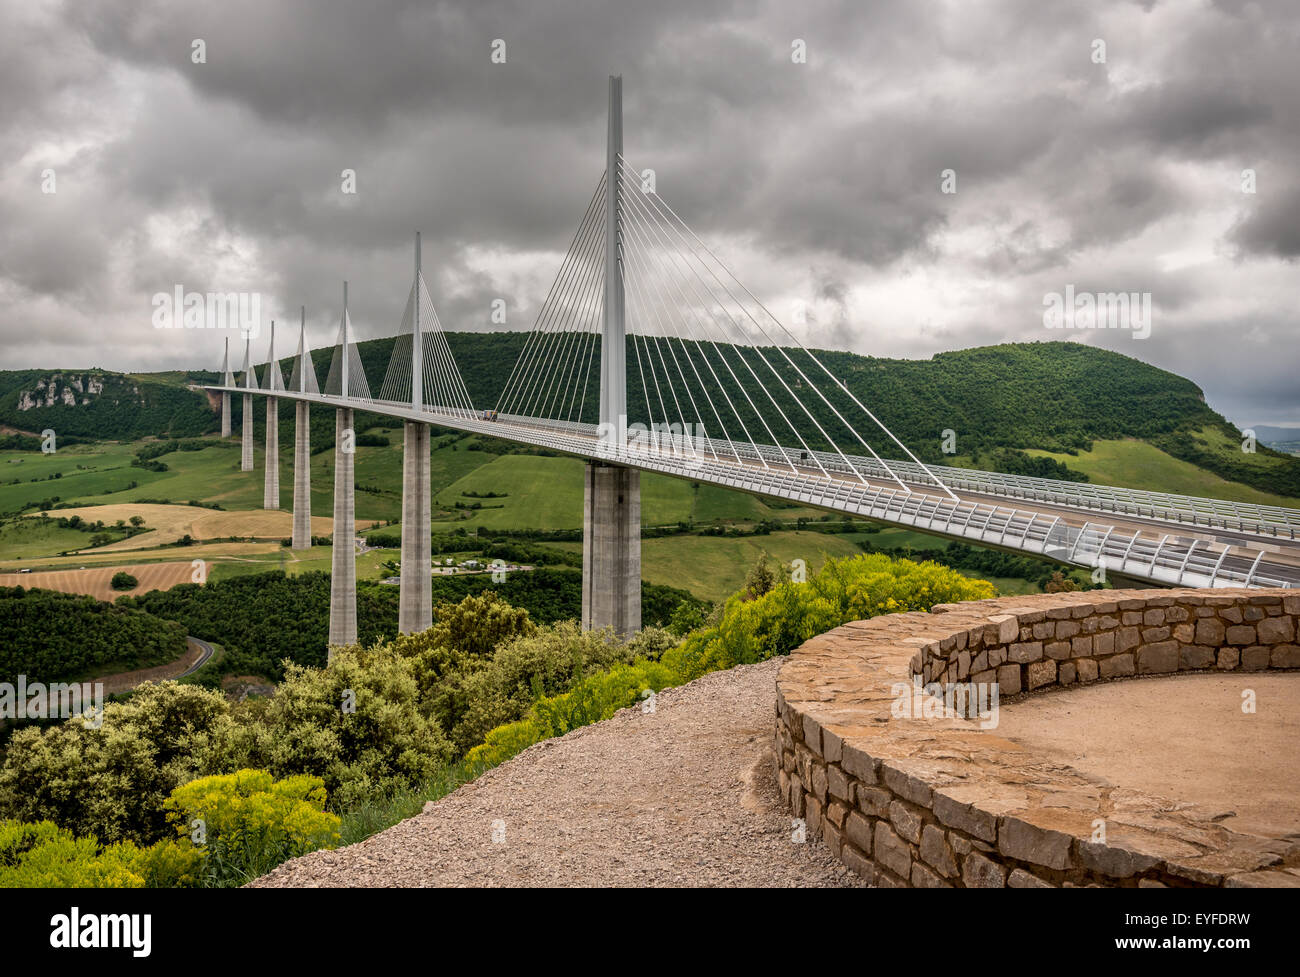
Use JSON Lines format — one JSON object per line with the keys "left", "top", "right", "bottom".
{"left": 0, "top": 370, "right": 212, "bottom": 441}
{"left": 14, "top": 337, "right": 1300, "bottom": 497}
{"left": 118, "top": 569, "right": 701, "bottom": 679}
{"left": 0, "top": 586, "right": 187, "bottom": 683}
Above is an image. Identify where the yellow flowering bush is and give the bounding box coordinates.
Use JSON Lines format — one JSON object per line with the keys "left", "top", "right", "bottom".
{"left": 0, "top": 819, "right": 202, "bottom": 888}
{"left": 163, "top": 769, "right": 340, "bottom": 886}
{"left": 468, "top": 553, "right": 995, "bottom": 767}
{"left": 0, "top": 769, "right": 335, "bottom": 889}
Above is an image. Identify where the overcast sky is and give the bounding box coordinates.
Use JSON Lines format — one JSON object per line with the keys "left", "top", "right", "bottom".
{"left": 2, "top": 0, "right": 1297, "bottom": 427}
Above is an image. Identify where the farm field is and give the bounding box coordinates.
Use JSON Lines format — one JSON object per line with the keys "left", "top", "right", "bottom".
{"left": 0, "top": 442, "right": 146, "bottom": 514}
{"left": 863, "top": 527, "right": 953, "bottom": 552}
{"left": 0, "top": 429, "right": 1103, "bottom": 600}
{"left": 0, "top": 540, "right": 285, "bottom": 573}
{"left": 1, "top": 431, "right": 412, "bottom": 523}
{"left": 20, "top": 503, "right": 343, "bottom": 551}
{"left": 204, "top": 545, "right": 401, "bottom": 584}
{"left": 0, "top": 561, "right": 195, "bottom": 602}
{"left": 0, "top": 518, "right": 105, "bottom": 560}
{"left": 956, "top": 570, "right": 1037, "bottom": 595}
{"left": 423, "top": 455, "right": 829, "bottom": 533}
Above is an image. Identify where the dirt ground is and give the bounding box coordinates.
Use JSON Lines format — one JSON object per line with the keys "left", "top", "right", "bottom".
{"left": 995, "top": 673, "right": 1300, "bottom": 838}
{"left": 252, "top": 658, "right": 861, "bottom": 888}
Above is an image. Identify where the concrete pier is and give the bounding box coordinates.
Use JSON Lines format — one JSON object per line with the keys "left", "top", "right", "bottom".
{"left": 582, "top": 462, "right": 641, "bottom": 637}
{"left": 328, "top": 407, "right": 357, "bottom": 653}
{"left": 263, "top": 397, "right": 280, "bottom": 509}
{"left": 241, "top": 394, "right": 254, "bottom": 471}
{"left": 582, "top": 79, "right": 641, "bottom": 637}
{"left": 220, "top": 336, "right": 233, "bottom": 438}
{"left": 292, "top": 401, "right": 311, "bottom": 549}
{"left": 398, "top": 421, "right": 432, "bottom": 634}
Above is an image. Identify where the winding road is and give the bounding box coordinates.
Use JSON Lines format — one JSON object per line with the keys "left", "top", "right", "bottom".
{"left": 179, "top": 637, "right": 216, "bottom": 677}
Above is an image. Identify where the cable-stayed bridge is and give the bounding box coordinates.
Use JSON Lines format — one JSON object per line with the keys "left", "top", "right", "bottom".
{"left": 207, "top": 77, "right": 1300, "bottom": 649}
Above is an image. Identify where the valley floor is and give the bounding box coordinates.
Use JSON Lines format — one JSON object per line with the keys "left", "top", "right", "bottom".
{"left": 251, "top": 658, "right": 861, "bottom": 888}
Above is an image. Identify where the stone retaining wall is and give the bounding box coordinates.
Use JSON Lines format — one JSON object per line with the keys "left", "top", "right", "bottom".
{"left": 775, "top": 588, "right": 1300, "bottom": 888}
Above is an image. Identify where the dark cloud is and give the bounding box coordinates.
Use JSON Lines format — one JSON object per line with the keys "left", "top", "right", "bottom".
{"left": 0, "top": 0, "right": 1296, "bottom": 428}
{"left": 1231, "top": 179, "right": 1300, "bottom": 259}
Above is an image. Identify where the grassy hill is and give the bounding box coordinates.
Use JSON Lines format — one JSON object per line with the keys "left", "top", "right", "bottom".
{"left": 1024, "top": 437, "right": 1300, "bottom": 509}
{"left": 5, "top": 338, "right": 1298, "bottom": 503}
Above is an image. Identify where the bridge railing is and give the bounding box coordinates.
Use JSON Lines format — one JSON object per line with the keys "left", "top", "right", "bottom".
{"left": 208, "top": 392, "right": 1295, "bottom": 589}
{"left": 720, "top": 439, "right": 1300, "bottom": 540}
{"left": 484, "top": 413, "right": 1294, "bottom": 590}
{"left": 489, "top": 412, "right": 1300, "bottom": 540}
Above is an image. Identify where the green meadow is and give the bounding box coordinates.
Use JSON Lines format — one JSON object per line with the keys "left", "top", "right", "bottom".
{"left": 9, "top": 420, "right": 1291, "bottom": 601}
{"left": 1023, "top": 434, "right": 1300, "bottom": 508}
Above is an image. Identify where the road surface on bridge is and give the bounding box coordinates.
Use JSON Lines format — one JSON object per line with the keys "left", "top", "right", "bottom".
{"left": 206, "top": 385, "right": 1300, "bottom": 590}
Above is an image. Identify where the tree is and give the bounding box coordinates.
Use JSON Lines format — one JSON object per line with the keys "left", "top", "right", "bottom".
{"left": 1043, "top": 571, "right": 1080, "bottom": 593}
{"left": 668, "top": 599, "right": 707, "bottom": 636}
{"left": 0, "top": 682, "right": 240, "bottom": 844}
{"left": 742, "top": 553, "right": 780, "bottom": 600}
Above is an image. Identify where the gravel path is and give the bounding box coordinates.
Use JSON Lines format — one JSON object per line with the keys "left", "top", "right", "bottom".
{"left": 252, "top": 658, "right": 860, "bottom": 887}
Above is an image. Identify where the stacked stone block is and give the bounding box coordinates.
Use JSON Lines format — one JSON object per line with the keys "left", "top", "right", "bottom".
{"left": 776, "top": 589, "right": 1300, "bottom": 888}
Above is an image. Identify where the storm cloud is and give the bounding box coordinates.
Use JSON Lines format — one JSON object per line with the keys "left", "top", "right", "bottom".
{"left": 1, "top": 0, "right": 1296, "bottom": 426}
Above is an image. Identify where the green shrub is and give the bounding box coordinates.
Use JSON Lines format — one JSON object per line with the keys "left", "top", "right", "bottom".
{"left": 0, "top": 819, "right": 202, "bottom": 888}
{"left": 0, "top": 682, "right": 241, "bottom": 844}
{"left": 422, "top": 590, "right": 536, "bottom": 658}
{"left": 130, "top": 837, "right": 206, "bottom": 887}
{"left": 467, "top": 554, "right": 994, "bottom": 768}
{"left": 163, "top": 769, "right": 339, "bottom": 887}
{"left": 0, "top": 820, "right": 144, "bottom": 888}
{"left": 110, "top": 571, "right": 138, "bottom": 590}
{"left": 0, "top": 555, "right": 994, "bottom": 883}
{"left": 0, "top": 767, "right": 332, "bottom": 888}
{"left": 446, "top": 620, "right": 633, "bottom": 753}
{"left": 236, "top": 647, "right": 454, "bottom": 810}
{"left": 667, "top": 600, "right": 707, "bottom": 636}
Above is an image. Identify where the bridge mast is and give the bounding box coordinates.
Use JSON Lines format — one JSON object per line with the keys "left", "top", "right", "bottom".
{"left": 220, "top": 337, "right": 232, "bottom": 438}
{"left": 583, "top": 75, "right": 641, "bottom": 638}
{"left": 263, "top": 319, "right": 280, "bottom": 510}
{"left": 399, "top": 232, "right": 432, "bottom": 634}
{"left": 240, "top": 335, "right": 257, "bottom": 471}
{"left": 412, "top": 231, "right": 423, "bottom": 413}
{"left": 291, "top": 305, "right": 313, "bottom": 550}
{"left": 600, "top": 76, "right": 626, "bottom": 440}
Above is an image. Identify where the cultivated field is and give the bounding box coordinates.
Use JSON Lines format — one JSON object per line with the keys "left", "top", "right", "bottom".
{"left": 0, "top": 541, "right": 288, "bottom": 574}
{"left": 25, "top": 503, "right": 341, "bottom": 551}
{"left": 0, "top": 429, "right": 1086, "bottom": 597}
{"left": 0, "top": 561, "right": 195, "bottom": 601}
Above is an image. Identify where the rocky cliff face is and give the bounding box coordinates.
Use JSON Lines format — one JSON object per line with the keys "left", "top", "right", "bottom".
{"left": 17, "top": 373, "right": 117, "bottom": 410}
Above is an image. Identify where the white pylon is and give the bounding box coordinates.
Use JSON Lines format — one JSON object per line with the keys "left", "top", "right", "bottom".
{"left": 412, "top": 232, "right": 423, "bottom": 412}
{"left": 599, "top": 74, "right": 626, "bottom": 443}
{"left": 294, "top": 305, "right": 319, "bottom": 393}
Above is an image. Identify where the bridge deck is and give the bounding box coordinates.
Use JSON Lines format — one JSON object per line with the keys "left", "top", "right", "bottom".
{"left": 207, "top": 386, "right": 1300, "bottom": 589}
